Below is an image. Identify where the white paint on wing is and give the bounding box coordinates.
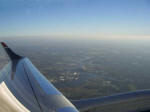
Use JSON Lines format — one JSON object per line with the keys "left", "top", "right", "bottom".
{"left": 0, "top": 81, "right": 30, "bottom": 112}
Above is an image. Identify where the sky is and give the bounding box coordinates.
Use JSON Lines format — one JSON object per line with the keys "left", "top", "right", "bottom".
{"left": 0, "top": 0, "right": 150, "bottom": 38}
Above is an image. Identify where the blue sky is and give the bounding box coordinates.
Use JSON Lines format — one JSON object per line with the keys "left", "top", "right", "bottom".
{"left": 0, "top": 0, "right": 150, "bottom": 38}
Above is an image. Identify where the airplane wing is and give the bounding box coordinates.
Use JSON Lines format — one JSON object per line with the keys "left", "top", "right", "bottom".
{"left": 0, "top": 42, "right": 78, "bottom": 112}
{"left": 0, "top": 42, "right": 150, "bottom": 112}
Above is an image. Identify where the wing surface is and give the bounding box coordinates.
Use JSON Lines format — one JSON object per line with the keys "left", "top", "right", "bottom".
{"left": 0, "top": 42, "right": 78, "bottom": 112}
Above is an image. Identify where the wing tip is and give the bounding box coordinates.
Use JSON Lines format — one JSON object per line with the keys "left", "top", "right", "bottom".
{"left": 1, "top": 42, "right": 8, "bottom": 48}
{"left": 1, "top": 42, "right": 23, "bottom": 60}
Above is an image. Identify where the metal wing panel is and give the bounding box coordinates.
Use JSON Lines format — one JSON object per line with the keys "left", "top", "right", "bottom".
{"left": 0, "top": 43, "right": 41, "bottom": 112}
{"left": 0, "top": 59, "right": 41, "bottom": 112}
{"left": 23, "top": 58, "right": 79, "bottom": 112}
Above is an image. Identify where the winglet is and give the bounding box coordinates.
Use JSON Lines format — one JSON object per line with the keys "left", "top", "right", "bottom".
{"left": 1, "top": 42, "right": 8, "bottom": 48}
{"left": 0, "top": 42, "right": 23, "bottom": 79}
{"left": 0, "top": 42, "right": 22, "bottom": 60}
